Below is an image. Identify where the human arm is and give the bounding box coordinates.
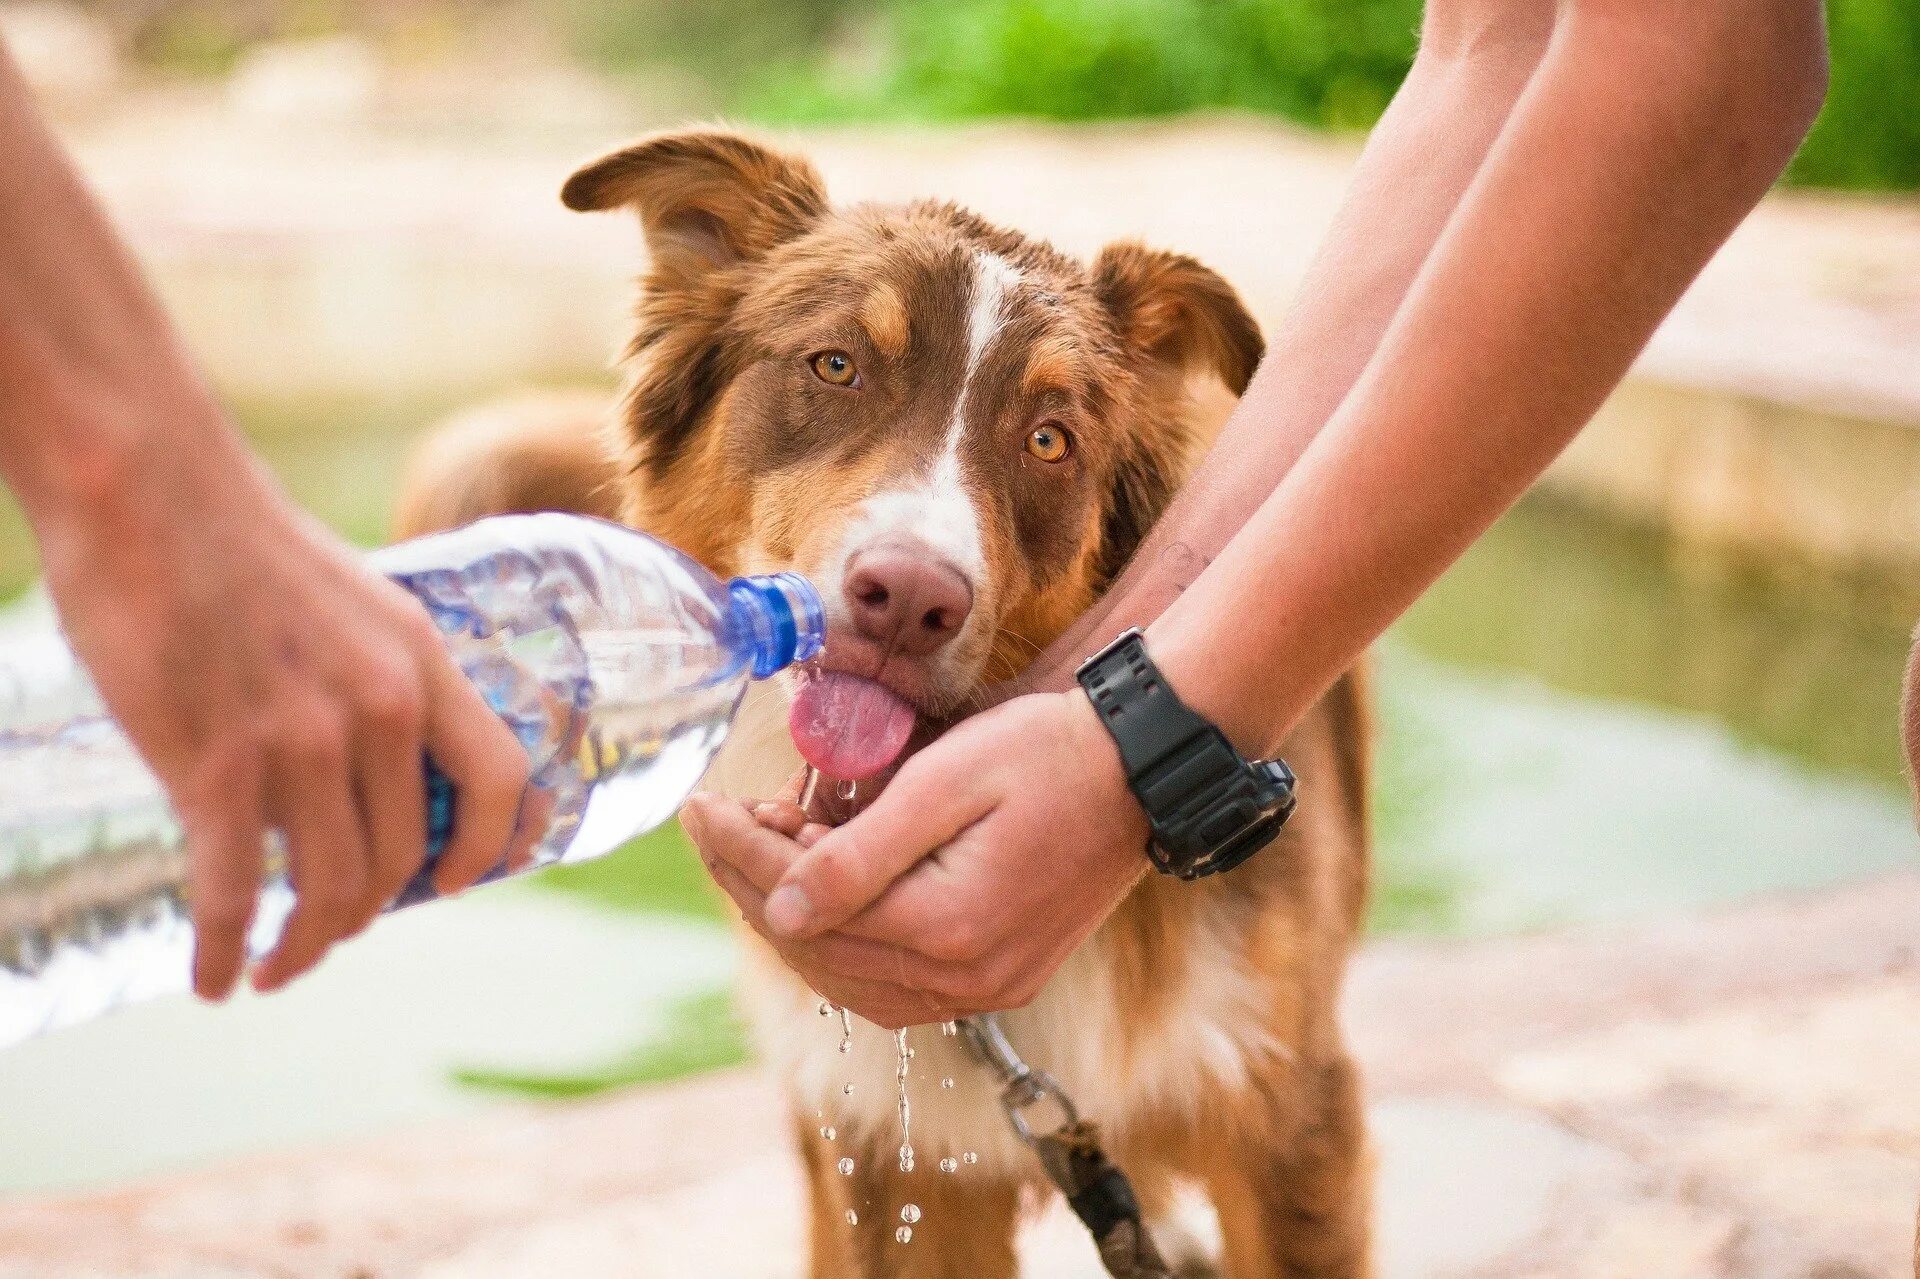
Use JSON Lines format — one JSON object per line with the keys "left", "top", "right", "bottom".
{"left": 0, "top": 43, "right": 535, "bottom": 998}
{"left": 693, "top": 0, "right": 1830, "bottom": 1028}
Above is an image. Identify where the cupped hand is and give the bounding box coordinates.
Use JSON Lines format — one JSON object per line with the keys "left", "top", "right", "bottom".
{"left": 683, "top": 689, "right": 1148, "bottom": 1029}
{"left": 36, "top": 430, "right": 536, "bottom": 1000}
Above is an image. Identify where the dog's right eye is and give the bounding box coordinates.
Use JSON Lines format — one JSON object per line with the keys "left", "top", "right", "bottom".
{"left": 810, "top": 351, "right": 859, "bottom": 388}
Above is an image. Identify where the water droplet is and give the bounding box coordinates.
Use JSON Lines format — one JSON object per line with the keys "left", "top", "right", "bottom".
{"left": 962, "top": 1151, "right": 978, "bottom": 1165}
{"left": 940, "top": 1077, "right": 954, "bottom": 1089}
{"left": 938, "top": 1157, "right": 957, "bottom": 1174}
{"left": 838, "top": 778, "right": 857, "bottom": 802}
{"left": 900, "top": 1204, "right": 921, "bottom": 1224}
{"left": 905, "top": 1047, "right": 915, "bottom": 1058}
{"left": 820, "top": 1126, "right": 836, "bottom": 1141}
{"left": 839, "top": 1039, "right": 852, "bottom": 1054}
{"left": 818, "top": 1001, "right": 832, "bottom": 1016}
{"left": 895, "top": 1226, "right": 913, "bottom": 1244}
{"left": 837, "top": 1157, "right": 855, "bottom": 1176}
{"left": 898, "top": 1145, "right": 915, "bottom": 1173}
{"left": 843, "top": 1082, "right": 855, "bottom": 1096}
{"left": 846, "top": 1209, "right": 859, "bottom": 1226}
{"left": 941, "top": 1021, "right": 958, "bottom": 1037}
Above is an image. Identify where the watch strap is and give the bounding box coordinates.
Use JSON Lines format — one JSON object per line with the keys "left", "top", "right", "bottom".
{"left": 1075, "top": 628, "right": 1296, "bottom": 879}
{"left": 1076, "top": 628, "right": 1216, "bottom": 785}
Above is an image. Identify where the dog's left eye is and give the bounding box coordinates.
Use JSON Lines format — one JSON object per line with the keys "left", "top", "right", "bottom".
{"left": 1025, "top": 422, "right": 1072, "bottom": 463}
{"left": 810, "top": 350, "right": 859, "bottom": 387}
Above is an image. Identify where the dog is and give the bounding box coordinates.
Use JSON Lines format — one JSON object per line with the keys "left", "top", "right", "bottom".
{"left": 395, "top": 129, "right": 1373, "bottom": 1279}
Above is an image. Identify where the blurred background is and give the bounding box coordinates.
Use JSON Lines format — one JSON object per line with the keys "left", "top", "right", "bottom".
{"left": 2, "top": 2, "right": 1919, "bottom": 1275}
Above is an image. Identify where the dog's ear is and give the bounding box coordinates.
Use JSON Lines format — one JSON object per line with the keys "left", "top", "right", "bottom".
{"left": 562, "top": 132, "right": 825, "bottom": 495}
{"left": 1095, "top": 434, "right": 1182, "bottom": 590}
{"left": 1092, "top": 242, "right": 1264, "bottom": 394}
{"left": 562, "top": 130, "right": 828, "bottom": 279}
{"left": 1088, "top": 243, "right": 1258, "bottom": 587}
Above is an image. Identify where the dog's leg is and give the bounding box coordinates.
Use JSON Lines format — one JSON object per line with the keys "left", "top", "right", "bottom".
{"left": 816, "top": 1138, "right": 1022, "bottom": 1279}
{"left": 1206, "top": 1053, "right": 1372, "bottom": 1279}
{"left": 795, "top": 1113, "right": 868, "bottom": 1278}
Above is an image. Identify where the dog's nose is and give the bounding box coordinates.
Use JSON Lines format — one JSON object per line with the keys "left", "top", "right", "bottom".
{"left": 843, "top": 542, "right": 974, "bottom": 656}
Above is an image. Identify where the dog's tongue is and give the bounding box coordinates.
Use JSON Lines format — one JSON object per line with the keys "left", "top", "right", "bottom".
{"left": 788, "top": 672, "right": 918, "bottom": 781}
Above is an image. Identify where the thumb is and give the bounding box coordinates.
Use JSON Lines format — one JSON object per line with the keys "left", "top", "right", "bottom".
{"left": 765, "top": 748, "right": 993, "bottom": 939}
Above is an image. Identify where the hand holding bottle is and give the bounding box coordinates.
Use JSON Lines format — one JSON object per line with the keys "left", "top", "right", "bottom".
{"left": 31, "top": 427, "right": 536, "bottom": 1000}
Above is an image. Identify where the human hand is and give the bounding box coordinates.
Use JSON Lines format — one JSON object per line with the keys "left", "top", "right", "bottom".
{"left": 33, "top": 428, "right": 536, "bottom": 1000}
{"left": 684, "top": 690, "right": 1148, "bottom": 1028}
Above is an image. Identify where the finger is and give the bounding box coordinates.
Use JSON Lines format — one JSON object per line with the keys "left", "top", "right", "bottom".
{"left": 705, "top": 861, "right": 952, "bottom": 1027}
{"left": 685, "top": 793, "right": 806, "bottom": 895}
{"left": 503, "top": 782, "right": 553, "bottom": 875}
{"left": 700, "top": 855, "right": 773, "bottom": 934}
{"left": 254, "top": 732, "right": 371, "bottom": 992}
{"left": 178, "top": 770, "right": 266, "bottom": 1002}
{"left": 420, "top": 652, "right": 531, "bottom": 894}
{"left": 800, "top": 929, "right": 965, "bottom": 1002}
{"left": 776, "top": 771, "right": 809, "bottom": 807}
{"left": 751, "top": 800, "right": 809, "bottom": 838}
{"left": 688, "top": 794, "right": 944, "bottom": 947}
{"left": 350, "top": 699, "right": 427, "bottom": 925}
{"left": 765, "top": 753, "right": 995, "bottom": 939}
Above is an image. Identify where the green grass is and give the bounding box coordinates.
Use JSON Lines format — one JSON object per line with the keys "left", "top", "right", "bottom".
{"left": 451, "top": 988, "right": 749, "bottom": 1098}
{"left": 527, "top": 821, "right": 728, "bottom": 920}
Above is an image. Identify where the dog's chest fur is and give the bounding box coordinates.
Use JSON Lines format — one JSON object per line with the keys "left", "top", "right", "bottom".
{"left": 708, "top": 681, "right": 1288, "bottom": 1177}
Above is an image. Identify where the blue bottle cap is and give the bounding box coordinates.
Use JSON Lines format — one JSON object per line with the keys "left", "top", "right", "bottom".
{"left": 729, "top": 572, "right": 827, "bottom": 679}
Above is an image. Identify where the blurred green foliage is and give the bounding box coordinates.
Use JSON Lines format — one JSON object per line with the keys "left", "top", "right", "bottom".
{"left": 1788, "top": 0, "right": 1920, "bottom": 189}
{"left": 543, "top": 0, "right": 881, "bottom": 104}
{"left": 530, "top": 821, "right": 728, "bottom": 920}
{"left": 83, "top": 0, "right": 1920, "bottom": 190}
{"left": 744, "top": 0, "right": 1419, "bottom": 131}
{"left": 737, "top": 0, "right": 1920, "bottom": 191}
{"left": 452, "top": 988, "right": 748, "bottom": 1097}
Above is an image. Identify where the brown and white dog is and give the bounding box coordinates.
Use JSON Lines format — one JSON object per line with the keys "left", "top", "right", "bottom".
{"left": 396, "top": 129, "right": 1373, "bottom": 1279}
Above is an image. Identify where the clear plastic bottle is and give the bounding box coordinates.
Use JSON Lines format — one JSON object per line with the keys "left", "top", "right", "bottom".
{"left": 0, "top": 513, "right": 823, "bottom": 1050}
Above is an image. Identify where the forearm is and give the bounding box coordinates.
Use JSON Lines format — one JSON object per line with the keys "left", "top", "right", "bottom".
{"left": 0, "top": 42, "right": 240, "bottom": 535}
{"left": 1026, "top": 5, "right": 1556, "bottom": 689}
{"left": 1152, "top": 0, "right": 1828, "bottom": 755}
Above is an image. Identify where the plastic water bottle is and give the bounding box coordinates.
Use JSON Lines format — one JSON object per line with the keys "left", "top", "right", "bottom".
{"left": 0, "top": 513, "right": 824, "bottom": 1050}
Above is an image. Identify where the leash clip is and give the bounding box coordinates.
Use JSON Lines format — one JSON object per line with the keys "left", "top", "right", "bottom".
{"left": 957, "top": 1014, "right": 1080, "bottom": 1145}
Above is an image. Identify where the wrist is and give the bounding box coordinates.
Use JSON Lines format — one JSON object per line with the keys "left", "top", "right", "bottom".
{"left": 10, "top": 374, "right": 260, "bottom": 571}
{"left": 1059, "top": 686, "right": 1152, "bottom": 854}
{"left": 0, "top": 317, "right": 238, "bottom": 524}
{"left": 1141, "top": 619, "right": 1286, "bottom": 760}
{"left": 1074, "top": 628, "right": 1297, "bottom": 879}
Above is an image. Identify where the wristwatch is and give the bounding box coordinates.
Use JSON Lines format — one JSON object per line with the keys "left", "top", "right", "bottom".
{"left": 1075, "top": 628, "right": 1296, "bottom": 880}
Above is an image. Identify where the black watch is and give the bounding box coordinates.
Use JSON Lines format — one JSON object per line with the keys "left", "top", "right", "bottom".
{"left": 1075, "top": 628, "right": 1296, "bottom": 880}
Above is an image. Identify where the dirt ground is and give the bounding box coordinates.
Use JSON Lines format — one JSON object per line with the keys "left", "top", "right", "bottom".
{"left": 3, "top": 872, "right": 1918, "bottom": 1278}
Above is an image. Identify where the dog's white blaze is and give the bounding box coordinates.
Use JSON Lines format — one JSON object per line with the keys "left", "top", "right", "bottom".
{"left": 944, "top": 250, "right": 1022, "bottom": 457}
{"left": 816, "top": 252, "right": 1021, "bottom": 604}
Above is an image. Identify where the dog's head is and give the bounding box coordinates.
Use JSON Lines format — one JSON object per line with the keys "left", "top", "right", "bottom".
{"left": 565, "top": 130, "right": 1261, "bottom": 780}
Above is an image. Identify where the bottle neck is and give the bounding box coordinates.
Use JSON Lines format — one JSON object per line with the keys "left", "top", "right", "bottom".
{"left": 728, "top": 573, "right": 826, "bottom": 679}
